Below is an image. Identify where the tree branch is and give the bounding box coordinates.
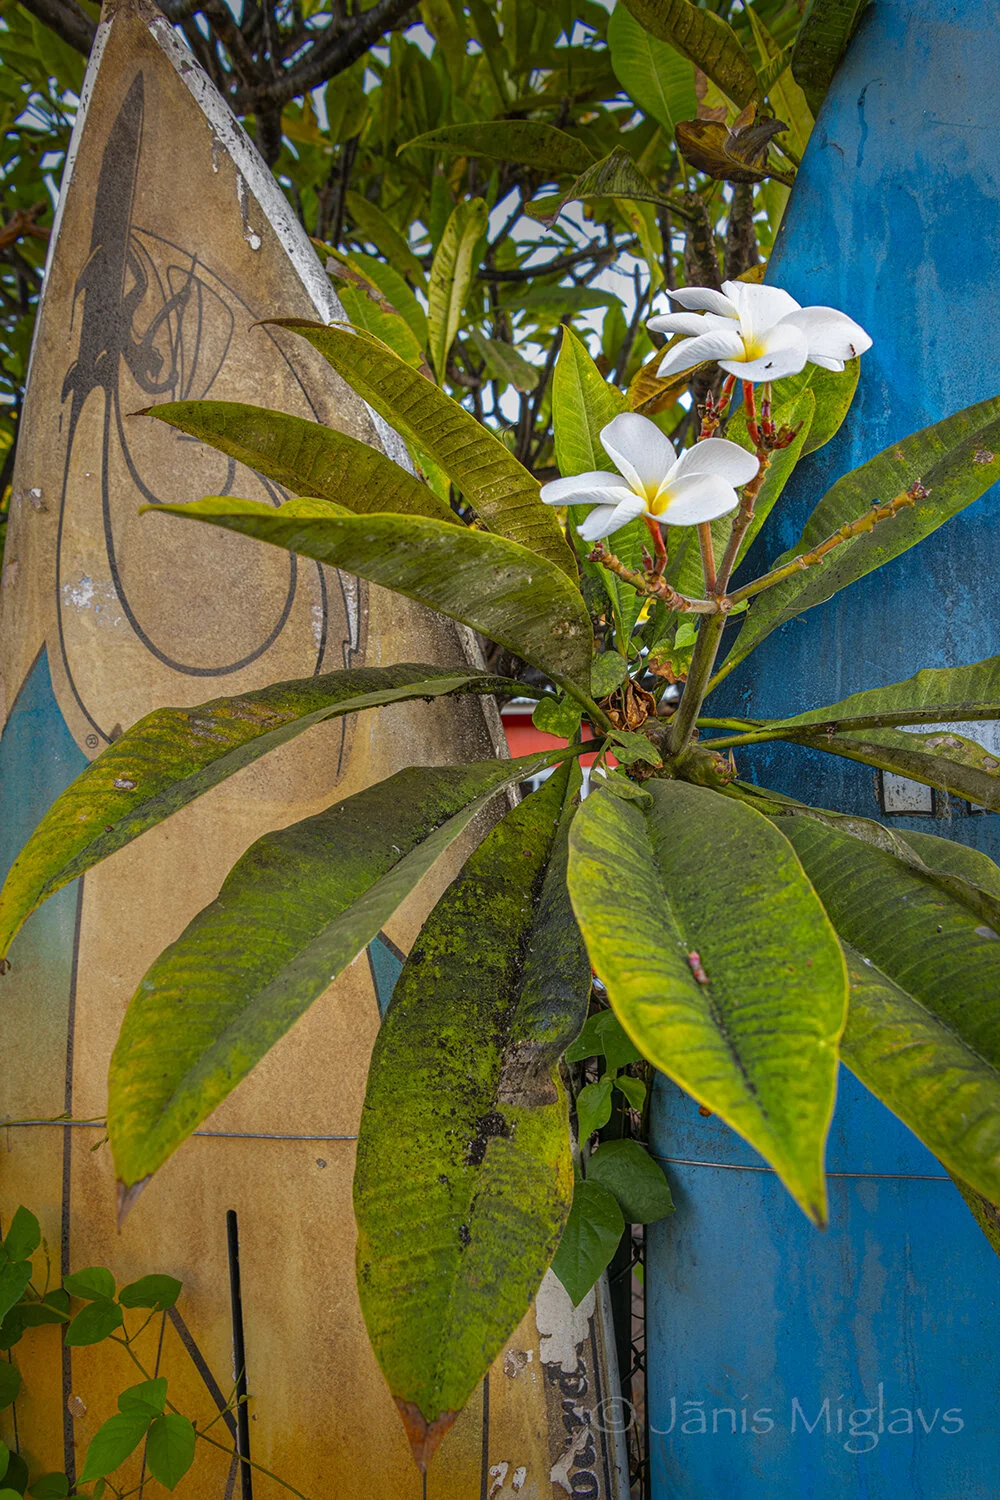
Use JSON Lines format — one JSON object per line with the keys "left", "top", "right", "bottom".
{"left": 16, "top": 0, "right": 95, "bottom": 56}
{"left": 232, "top": 0, "right": 418, "bottom": 112}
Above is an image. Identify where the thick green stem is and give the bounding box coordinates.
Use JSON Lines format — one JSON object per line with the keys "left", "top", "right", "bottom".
{"left": 667, "top": 613, "right": 727, "bottom": 755}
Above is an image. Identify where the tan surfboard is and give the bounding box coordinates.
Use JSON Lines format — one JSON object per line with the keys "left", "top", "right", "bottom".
{"left": 0, "top": 3, "right": 628, "bottom": 1495}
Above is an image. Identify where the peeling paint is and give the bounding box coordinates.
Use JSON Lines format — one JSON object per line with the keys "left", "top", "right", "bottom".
{"left": 534, "top": 1269, "right": 595, "bottom": 1373}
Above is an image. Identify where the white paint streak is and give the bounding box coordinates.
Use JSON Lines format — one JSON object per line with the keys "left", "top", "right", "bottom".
{"left": 534, "top": 1269, "right": 595, "bottom": 1373}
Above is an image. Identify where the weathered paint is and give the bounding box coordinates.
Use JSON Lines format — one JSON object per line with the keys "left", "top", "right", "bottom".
{"left": 649, "top": 1, "right": 1000, "bottom": 1493}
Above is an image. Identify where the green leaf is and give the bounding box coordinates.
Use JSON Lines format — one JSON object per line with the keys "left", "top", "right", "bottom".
{"left": 27, "top": 1475, "right": 70, "bottom": 1499}
{"left": 550, "top": 1179, "right": 624, "bottom": 1307}
{"left": 745, "top": 652, "right": 1000, "bottom": 736}
{"left": 117, "top": 1276, "right": 182, "bottom": 1311}
{"left": 63, "top": 1268, "right": 115, "bottom": 1302}
{"left": 528, "top": 145, "right": 677, "bottom": 226}
{"left": 110, "top": 751, "right": 565, "bottom": 1190}
{"left": 264, "top": 322, "right": 576, "bottom": 578}
{"left": 428, "top": 197, "right": 488, "bottom": 382}
{"left": 607, "top": 2, "right": 697, "bottom": 132}
{"left": 716, "top": 396, "right": 1000, "bottom": 682}
{"left": 2, "top": 1210, "right": 39, "bottom": 1264}
{"left": 140, "top": 401, "right": 456, "bottom": 526}
{"left": 791, "top": 0, "right": 868, "bottom": 115}
{"left": 769, "top": 360, "right": 859, "bottom": 456}
{"left": 145, "top": 1415, "right": 195, "bottom": 1490}
{"left": 64, "top": 1300, "right": 123, "bottom": 1347}
{"left": 403, "top": 121, "right": 595, "bottom": 175}
{"left": 565, "top": 1011, "right": 643, "bottom": 1072}
{"left": 0, "top": 1361, "right": 20, "bottom": 1409}
{"left": 2, "top": 1451, "right": 26, "bottom": 1495}
{"left": 78, "top": 1413, "right": 151, "bottom": 1482}
{"left": 620, "top": 0, "right": 762, "bottom": 108}
{"left": 354, "top": 762, "right": 590, "bottom": 1450}
{"left": 951, "top": 1174, "right": 1000, "bottom": 1258}
{"left": 0, "top": 1264, "right": 31, "bottom": 1327}
{"left": 141, "top": 501, "right": 592, "bottom": 695}
{"left": 340, "top": 251, "right": 428, "bottom": 351}
{"left": 567, "top": 782, "right": 846, "bottom": 1224}
{"left": 591, "top": 653, "right": 628, "bottom": 699}
{"left": 532, "top": 695, "right": 583, "bottom": 739}
{"left": 614, "top": 1072, "right": 647, "bottom": 1111}
{"left": 337, "top": 282, "right": 428, "bottom": 372}
{"left": 0, "top": 1439, "right": 7, "bottom": 1482}
{"left": 587, "top": 1139, "right": 674, "bottom": 1223}
{"left": 117, "top": 1379, "right": 167, "bottom": 1416}
{"left": 746, "top": 4, "right": 814, "bottom": 161}
{"left": 0, "top": 664, "right": 512, "bottom": 962}
{"left": 576, "top": 1076, "right": 614, "bottom": 1142}
{"left": 797, "top": 723, "right": 1000, "bottom": 811}
{"left": 775, "top": 815, "right": 1000, "bottom": 1203}
{"left": 343, "top": 191, "right": 428, "bottom": 289}
{"left": 468, "top": 330, "right": 539, "bottom": 393}
{"left": 607, "top": 730, "right": 661, "bottom": 767}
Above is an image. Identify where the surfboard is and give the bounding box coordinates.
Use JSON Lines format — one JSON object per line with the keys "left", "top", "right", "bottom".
{"left": 0, "top": 3, "right": 627, "bottom": 1495}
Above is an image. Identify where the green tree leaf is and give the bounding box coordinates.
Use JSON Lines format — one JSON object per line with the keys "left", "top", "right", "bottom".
{"left": 117, "top": 1379, "right": 167, "bottom": 1416}
{"left": 2, "top": 1209, "right": 39, "bottom": 1264}
{"left": 796, "top": 723, "right": 1000, "bottom": 811}
{"left": 343, "top": 191, "right": 428, "bottom": 289}
{"left": 403, "top": 121, "right": 595, "bottom": 175}
{"left": 468, "top": 330, "right": 539, "bottom": 393}
{"left": 565, "top": 1011, "right": 643, "bottom": 1072}
{"left": 715, "top": 397, "right": 1000, "bottom": 684}
{"left": 0, "top": 1362, "right": 20, "bottom": 1410}
{"left": 527, "top": 145, "right": 677, "bottom": 226}
{"left": 587, "top": 1138, "right": 674, "bottom": 1223}
{"left": 790, "top": 0, "right": 868, "bottom": 115}
{"left": 109, "top": 751, "right": 566, "bottom": 1192}
{"left": 354, "top": 762, "right": 590, "bottom": 1460}
{"left": 620, "top": 0, "right": 762, "bottom": 108}
{"left": 117, "top": 1276, "right": 182, "bottom": 1311}
{"left": 142, "top": 501, "right": 592, "bottom": 695}
{"left": 78, "top": 1413, "right": 151, "bottom": 1482}
{"left": 532, "top": 695, "right": 583, "bottom": 739}
{"left": 26, "top": 1475, "right": 70, "bottom": 1499}
{"left": 775, "top": 815, "right": 1000, "bottom": 1203}
{"left": 337, "top": 282, "right": 429, "bottom": 371}
{"left": 0, "top": 1265, "right": 31, "bottom": 1327}
{"left": 145, "top": 1415, "right": 196, "bottom": 1490}
{"left": 265, "top": 322, "right": 576, "bottom": 577}
{"left": 607, "top": 2, "right": 697, "bottom": 132}
{"left": 567, "top": 782, "right": 846, "bottom": 1224}
{"left": 141, "top": 401, "right": 457, "bottom": 524}
{"left": 614, "top": 1072, "right": 646, "bottom": 1111}
{"left": 550, "top": 1179, "right": 624, "bottom": 1307}
{"left": 64, "top": 1301, "right": 123, "bottom": 1347}
{"left": 62, "top": 1268, "right": 115, "bottom": 1302}
{"left": 769, "top": 360, "right": 859, "bottom": 456}
{"left": 427, "top": 198, "right": 488, "bottom": 382}
{"left": 0, "top": 664, "right": 513, "bottom": 963}
{"left": 575, "top": 1076, "right": 614, "bottom": 1142}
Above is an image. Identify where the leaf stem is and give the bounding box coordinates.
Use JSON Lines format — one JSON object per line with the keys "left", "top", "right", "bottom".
{"left": 589, "top": 544, "right": 725, "bottom": 615}
{"left": 727, "top": 485, "right": 923, "bottom": 606}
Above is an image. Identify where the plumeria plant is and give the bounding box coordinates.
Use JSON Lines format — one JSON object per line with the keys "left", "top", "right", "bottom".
{"left": 4, "top": 272, "right": 1000, "bottom": 1474}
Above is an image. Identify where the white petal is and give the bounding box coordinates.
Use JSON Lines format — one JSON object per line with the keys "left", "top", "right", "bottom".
{"left": 578, "top": 494, "right": 648, "bottom": 541}
{"left": 657, "top": 473, "right": 740, "bottom": 527}
{"left": 717, "top": 323, "right": 808, "bottom": 383}
{"left": 647, "top": 311, "right": 736, "bottom": 339}
{"left": 600, "top": 412, "right": 676, "bottom": 495}
{"left": 778, "top": 305, "right": 873, "bottom": 365}
{"left": 540, "top": 470, "right": 629, "bottom": 505}
{"left": 666, "top": 285, "right": 739, "bottom": 319}
{"left": 721, "top": 280, "right": 800, "bottom": 340}
{"left": 656, "top": 327, "right": 744, "bottom": 379}
{"left": 668, "top": 437, "right": 759, "bottom": 489}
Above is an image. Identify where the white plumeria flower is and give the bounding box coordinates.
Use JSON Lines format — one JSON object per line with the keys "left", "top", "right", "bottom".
{"left": 540, "top": 412, "right": 759, "bottom": 542}
{"left": 647, "top": 279, "right": 872, "bottom": 384}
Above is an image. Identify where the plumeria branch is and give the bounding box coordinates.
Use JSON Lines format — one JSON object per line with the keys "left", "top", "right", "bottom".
{"left": 590, "top": 545, "right": 727, "bottom": 614}
{"left": 726, "top": 483, "right": 925, "bottom": 607}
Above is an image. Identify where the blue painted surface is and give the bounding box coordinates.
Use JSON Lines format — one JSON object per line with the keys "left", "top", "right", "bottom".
{"left": 648, "top": 2, "right": 1000, "bottom": 1493}
{"left": 367, "top": 932, "right": 405, "bottom": 1017}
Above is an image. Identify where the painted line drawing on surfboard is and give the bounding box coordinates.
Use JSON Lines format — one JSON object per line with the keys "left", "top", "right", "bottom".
{"left": 0, "top": 1, "right": 628, "bottom": 1494}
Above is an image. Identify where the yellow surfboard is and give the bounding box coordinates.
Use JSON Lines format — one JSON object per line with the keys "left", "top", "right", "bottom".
{"left": 0, "top": 3, "right": 627, "bottom": 1495}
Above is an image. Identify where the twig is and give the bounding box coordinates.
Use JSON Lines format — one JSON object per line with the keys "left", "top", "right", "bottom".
{"left": 590, "top": 545, "right": 724, "bottom": 614}
{"left": 727, "top": 483, "right": 925, "bottom": 606}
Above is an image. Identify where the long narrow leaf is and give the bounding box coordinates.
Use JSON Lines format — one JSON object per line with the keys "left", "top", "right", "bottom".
{"left": 265, "top": 322, "right": 577, "bottom": 578}
{"left": 567, "top": 780, "right": 846, "bottom": 1224}
{"left": 109, "top": 751, "right": 565, "bottom": 1198}
{"left": 139, "top": 401, "right": 457, "bottom": 524}
{"left": 427, "top": 198, "right": 488, "bottom": 383}
{"left": 621, "top": 0, "right": 762, "bottom": 108}
{"left": 0, "top": 665, "right": 514, "bottom": 964}
{"left": 355, "top": 761, "right": 589, "bottom": 1466}
{"left": 142, "top": 498, "right": 594, "bottom": 694}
